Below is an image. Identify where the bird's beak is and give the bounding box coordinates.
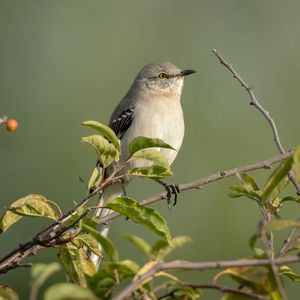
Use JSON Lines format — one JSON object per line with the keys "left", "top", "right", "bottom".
{"left": 180, "top": 69, "right": 196, "bottom": 77}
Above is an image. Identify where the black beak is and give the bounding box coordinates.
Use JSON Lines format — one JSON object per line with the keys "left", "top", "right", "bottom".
{"left": 180, "top": 69, "right": 196, "bottom": 77}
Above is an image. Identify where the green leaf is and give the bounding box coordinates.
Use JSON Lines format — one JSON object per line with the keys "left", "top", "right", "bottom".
{"left": 128, "top": 136, "right": 175, "bottom": 155}
{"left": 30, "top": 263, "right": 61, "bottom": 300}
{"left": 262, "top": 157, "right": 293, "bottom": 202}
{"left": 73, "top": 234, "right": 102, "bottom": 257}
{"left": 130, "top": 149, "right": 170, "bottom": 169}
{"left": 82, "top": 120, "right": 120, "bottom": 151}
{"left": 124, "top": 235, "right": 152, "bottom": 258}
{"left": 264, "top": 219, "right": 300, "bottom": 233}
{"left": 281, "top": 196, "right": 300, "bottom": 203}
{"left": 44, "top": 283, "right": 98, "bottom": 300}
{"left": 214, "top": 266, "right": 271, "bottom": 294}
{"left": 106, "top": 197, "right": 171, "bottom": 243}
{"left": 31, "top": 263, "right": 48, "bottom": 280}
{"left": 87, "top": 167, "right": 101, "bottom": 191}
{"left": 292, "top": 146, "right": 300, "bottom": 182}
{"left": 228, "top": 186, "right": 261, "bottom": 202}
{"left": 151, "top": 236, "right": 192, "bottom": 260}
{"left": 31, "top": 262, "right": 61, "bottom": 280}
{"left": 280, "top": 265, "right": 300, "bottom": 282}
{"left": 229, "top": 173, "right": 262, "bottom": 203}
{"left": 253, "top": 248, "right": 265, "bottom": 259}
{"left": 81, "top": 222, "right": 119, "bottom": 261}
{"left": 103, "top": 260, "right": 139, "bottom": 279}
{"left": 58, "top": 244, "right": 96, "bottom": 286}
{"left": 270, "top": 176, "right": 289, "bottom": 201}
{"left": 0, "top": 194, "right": 60, "bottom": 233}
{"left": 0, "top": 286, "right": 19, "bottom": 300}
{"left": 86, "top": 260, "right": 139, "bottom": 298}
{"left": 166, "top": 284, "right": 202, "bottom": 300}
{"left": 81, "top": 135, "right": 118, "bottom": 166}
{"left": 238, "top": 173, "right": 260, "bottom": 191}
{"left": 129, "top": 165, "right": 173, "bottom": 179}
{"left": 221, "top": 293, "right": 254, "bottom": 300}
{"left": 248, "top": 231, "right": 261, "bottom": 249}
{"left": 8, "top": 196, "right": 60, "bottom": 219}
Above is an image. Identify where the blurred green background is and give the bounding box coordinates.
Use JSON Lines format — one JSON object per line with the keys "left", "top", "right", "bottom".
{"left": 1, "top": 0, "right": 300, "bottom": 298}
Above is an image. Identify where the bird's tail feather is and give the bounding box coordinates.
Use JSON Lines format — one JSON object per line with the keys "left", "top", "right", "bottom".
{"left": 89, "top": 182, "right": 123, "bottom": 268}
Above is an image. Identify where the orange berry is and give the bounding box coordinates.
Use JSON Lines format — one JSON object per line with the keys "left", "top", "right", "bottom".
{"left": 6, "top": 119, "right": 18, "bottom": 132}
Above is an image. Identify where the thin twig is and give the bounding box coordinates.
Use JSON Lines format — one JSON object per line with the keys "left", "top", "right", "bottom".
{"left": 278, "top": 221, "right": 300, "bottom": 258}
{"left": 212, "top": 49, "right": 298, "bottom": 300}
{"left": 212, "top": 49, "right": 300, "bottom": 195}
{"left": 112, "top": 255, "right": 300, "bottom": 300}
{"left": 100, "top": 151, "right": 293, "bottom": 225}
{"left": 261, "top": 224, "right": 288, "bottom": 300}
{"left": 0, "top": 162, "right": 127, "bottom": 274}
{"left": 158, "top": 282, "right": 265, "bottom": 300}
{"left": 0, "top": 151, "right": 292, "bottom": 274}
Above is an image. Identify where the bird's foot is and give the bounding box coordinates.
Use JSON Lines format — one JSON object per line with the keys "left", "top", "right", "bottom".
{"left": 156, "top": 180, "right": 180, "bottom": 208}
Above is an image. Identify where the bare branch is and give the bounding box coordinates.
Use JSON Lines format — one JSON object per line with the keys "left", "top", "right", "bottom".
{"left": 100, "top": 151, "right": 293, "bottom": 225}
{"left": 278, "top": 220, "right": 300, "bottom": 258}
{"left": 212, "top": 49, "right": 300, "bottom": 195}
{"left": 113, "top": 255, "right": 300, "bottom": 300}
{"left": 0, "top": 151, "right": 292, "bottom": 274}
{"left": 0, "top": 161, "right": 129, "bottom": 274}
{"left": 158, "top": 282, "right": 265, "bottom": 300}
{"left": 212, "top": 49, "right": 297, "bottom": 300}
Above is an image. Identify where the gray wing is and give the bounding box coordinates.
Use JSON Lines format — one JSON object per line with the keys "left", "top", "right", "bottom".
{"left": 109, "top": 105, "right": 135, "bottom": 139}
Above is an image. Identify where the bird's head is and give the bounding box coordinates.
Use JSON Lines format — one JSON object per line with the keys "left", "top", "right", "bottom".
{"left": 135, "top": 61, "right": 196, "bottom": 97}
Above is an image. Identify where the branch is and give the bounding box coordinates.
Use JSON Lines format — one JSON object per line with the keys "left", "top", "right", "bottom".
{"left": 0, "top": 208, "right": 90, "bottom": 274}
{"left": 0, "top": 151, "right": 293, "bottom": 274}
{"left": 278, "top": 219, "right": 300, "bottom": 258}
{"left": 212, "top": 48, "right": 300, "bottom": 195}
{"left": 0, "top": 161, "right": 127, "bottom": 274}
{"left": 212, "top": 49, "right": 300, "bottom": 299}
{"left": 158, "top": 283, "right": 265, "bottom": 300}
{"left": 113, "top": 255, "right": 300, "bottom": 300}
{"left": 100, "top": 151, "right": 293, "bottom": 224}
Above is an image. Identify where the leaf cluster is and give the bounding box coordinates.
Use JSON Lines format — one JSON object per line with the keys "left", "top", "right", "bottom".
{"left": 1, "top": 121, "right": 300, "bottom": 299}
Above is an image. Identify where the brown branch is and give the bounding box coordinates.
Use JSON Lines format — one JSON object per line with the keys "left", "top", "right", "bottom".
{"left": 212, "top": 48, "right": 300, "bottom": 195}
{"left": 278, "top": 217, "right": 300, "bottom": 258}
{"left": 212, "top": 49, "right": 300, "bottom": 300}
{"left": 100, "top": 151, "right": 293, "bottom": 225}
{"left": 0, "top": 151, "right": 293, "bottom": 274}
{"left": 0, "top": 161, "right": 127, "bottom": 274}
{"left": 113, "top": 255, "right": 300, "bottom": 300}
{"left": 158, "top": 283, "right": 265, "bottom": 300}
{"left": 0, "top": 209, "right": 90, "bottom": 274}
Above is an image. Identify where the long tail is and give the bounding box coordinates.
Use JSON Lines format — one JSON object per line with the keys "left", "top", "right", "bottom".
{"left": 89, "top": 182, "right": 123, "bottom": 268}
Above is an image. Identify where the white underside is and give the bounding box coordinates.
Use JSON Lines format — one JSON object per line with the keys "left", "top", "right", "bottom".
{"left": 90, "top": 95, "right": 184, "bottom": 267}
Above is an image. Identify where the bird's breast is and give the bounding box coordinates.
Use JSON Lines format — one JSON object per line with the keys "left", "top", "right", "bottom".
{"left": 121, "top": 97, "right": 184, "bottom": 166}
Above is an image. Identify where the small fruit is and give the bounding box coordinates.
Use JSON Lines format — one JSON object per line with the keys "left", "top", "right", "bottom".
{"left": 6, "top": 119, "right": 18, "bottom": 132}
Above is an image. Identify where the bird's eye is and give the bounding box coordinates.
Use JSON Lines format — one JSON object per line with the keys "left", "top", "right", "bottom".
{"left": 159, "top": 72, "right": 168, "bottom": 79}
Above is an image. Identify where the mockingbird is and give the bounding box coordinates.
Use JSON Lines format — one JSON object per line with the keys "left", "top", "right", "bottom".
{"left": 90, "top": 61, "right": 196, "bottom": 267}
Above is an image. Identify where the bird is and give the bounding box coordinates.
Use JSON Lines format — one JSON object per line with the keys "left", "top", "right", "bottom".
{"left": 90, "top": 61, "right": 196, "bottom": 267}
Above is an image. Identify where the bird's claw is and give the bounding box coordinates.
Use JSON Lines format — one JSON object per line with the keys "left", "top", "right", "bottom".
{"left": 163, "top": 183, "right": 180, "bottom": 208}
